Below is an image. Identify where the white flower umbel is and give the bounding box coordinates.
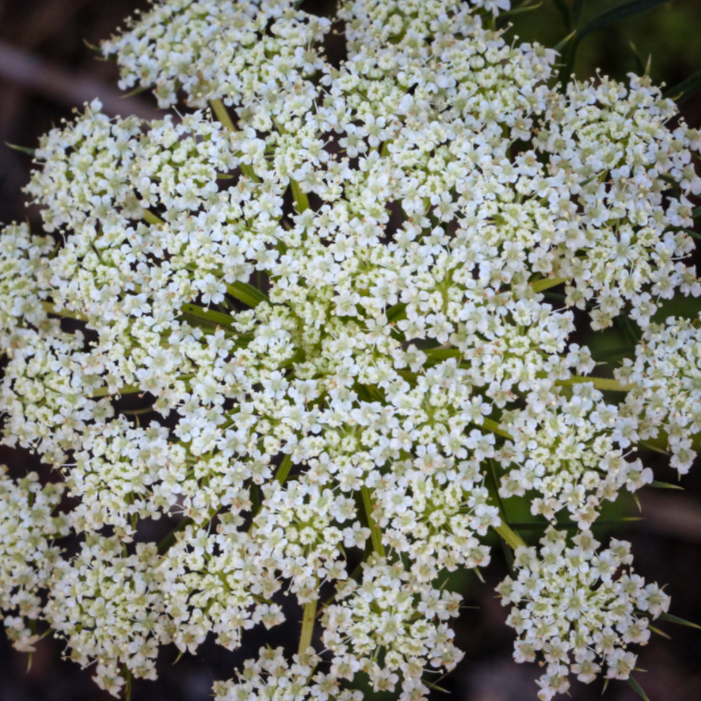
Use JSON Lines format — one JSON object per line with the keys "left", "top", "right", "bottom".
{"left": 0, "top": 0, "right": 700, "bottom": 699}
{"left": 497, "top": 528, "right": 669, "bottom": 701}
{"left": 0, "top": 468, "right": 69, "bottom": 653}
{"left": 617, "top": 316, "right": 701, "bottom": 474}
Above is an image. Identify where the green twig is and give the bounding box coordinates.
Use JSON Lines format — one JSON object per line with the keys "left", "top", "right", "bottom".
{"left": 299, "top": 597, "right": 318, "bottom": 653}
{"left": 530, "top": 276, "right": 568, "bottom": 293}
{"left": 276, "top": 454, "right": 294, "bottom": 485}
{"left": 481, "top": 418, "right": 512, "bottom": 440}
{"left": 143, "top": 210, "right": 164, "bottom": 226}
{"left": 210, "top": 98, "right": 236, "bottom": 130}
{"left": 557, "top": 375, "right": 631, "bottom": 392}
{"left": 494, "top": 522, "right": 526, "bottom": 550}
{"left": 361, "top": 486, "right": 385, "bottom": 557}
{"left": 180, "top": 303, "right": 234, "bottom": 328}
{"left": 40, "top": 301, "right": 87, "bottom": 321}
{"left": 290, "top": 179, "right": 310, "bottom": 213}
{"left": 488, "top": 460, "right": 515, "bottom": 572}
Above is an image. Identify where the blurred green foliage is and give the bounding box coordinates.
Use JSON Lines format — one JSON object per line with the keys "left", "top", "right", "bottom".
{"left": 504, "top": 0, "right": 701, "bottom": 89}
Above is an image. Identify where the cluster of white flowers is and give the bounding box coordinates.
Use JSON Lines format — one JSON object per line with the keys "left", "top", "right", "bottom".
{"left": 498, "top": 528, "right": 670, "bottom": 700}
{"left": 617, "top": 315, "right": 701, "bottom": 474}
{"left": 102, "top": 0, "right": 331, "bottom": 121}
{"left": 0, "top": 468, "right": 69, "bottom": 653}
{"left": 321, "top": 555, "right": 464, "bottom": 697}
{"left": 212, "top": 647, "right": 355, "bottom": 701}
{"left": 0, "top": 0, "right": 700, "bottom": 699}
{"left": 46, "top": 536, "right": 164, "bottom": 695}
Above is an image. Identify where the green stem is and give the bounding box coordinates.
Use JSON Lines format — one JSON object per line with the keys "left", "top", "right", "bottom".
{"left": 209, "top": 99, "right": 258, "bottom": 182}
{"left": 424, "top": 347, "right": 461, "bottom": 364}
{"left": 488, "top": 459, "right": 508, "bottom": 520}
{"left": 361, "top": 486, "right": 385, "bottom": 557}
{"left": 91, "top": 384, "right": 141, "bottom": 398}
{"left": 90, "top": 374, "right": 193, "bottom": 398}
{"left": 248, "top": 455, "right": 295, "bottom": 537}
{"left": 210, "top": 99, "right": 235, "bottom": 130}
{"left": 530, "top": 276, "right": 568, "bottom": 293}
{"left": 290, "top": 179, "right": 309, "bottom": 213}
{"left": 487, "top": 459, "right": 516, "bottom": 572}
{"left": 494, "top": 522, "right": 526, "bottom": 550}
{"left": 481, "top": 418, "right": 512, "bottom": 440}
{"left": 143, "top": 210, "right": 164, "bottom": 226}
{"left": 180, "top": 303, "right": 234, "bottom": 328}
{"left": 40, "top": 301, "right": 87, "bottom": 321}
{"left": 299, "top": 597, "right": 318, "bottom": 653}
{"left": 557, "top": 375, "right": 631, "bottom": 392}
{"left": 276, "top": 454, "right": 293, "bottom": 485}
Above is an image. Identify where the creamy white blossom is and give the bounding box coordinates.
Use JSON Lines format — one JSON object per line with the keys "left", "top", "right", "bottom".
{"left": 497, "top": 528, "right": 669, "bottom": 700}
{"left": 0, "top": 0, "right": 700, "bottom": 699}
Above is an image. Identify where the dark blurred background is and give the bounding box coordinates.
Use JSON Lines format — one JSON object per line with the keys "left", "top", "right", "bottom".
{"left": 1, "top": 1, "right": 700, "bottom": 700}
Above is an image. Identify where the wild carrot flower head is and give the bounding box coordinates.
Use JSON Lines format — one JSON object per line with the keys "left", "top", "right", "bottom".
{"left": 0, "top": 1, "right": 699, "bottom": 699}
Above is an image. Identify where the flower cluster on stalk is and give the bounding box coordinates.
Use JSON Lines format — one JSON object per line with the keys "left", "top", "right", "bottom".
{"left": 0, "top": 0, "right": 700, "bottom": 700}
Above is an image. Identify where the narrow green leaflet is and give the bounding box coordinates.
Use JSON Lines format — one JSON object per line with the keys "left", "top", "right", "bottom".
{"left": 649, "top": 480, "right": 684, "bottom": 490}
{"left": 629, "top": 41, "right": 646, "bottom": 76}
{"left": 121, "top": 84, "right": 152, "bottom": 98}
{"left": 482, "top": 418, "right": 512, "bottom": 440}
{"left": 83, "top": 38, "right": 102, "bottom": 53}
{"left": 659, "top": 612, "right": 701, "bottom": 630}
{"left": 290, "top": 178, "right": 310, "bottom": 213}
{"left": 227, "top": 281, "right": 269, "bottom": 307}
{"left": 640, "top": 442, "right": 670, "bottom": 456}
{"left": 425, "top": 681, "right": 451, "bottom": 694}
{"left": 530, "top": 275, "right": 568, "bottom": 293}
{"left": 6, "top": 143, "right": 35, "bottom": 156}
{"left": 629, "top": 41, "right": 653, "bottom": 76}
{"left": 553, "top": 29, "right": 577, "bottom": 54}
{"left": 143, "top": 210, "right": 164, "bottom": 226}
{"left": 180, "top": 303, "right": 235, "bottom": 328}
{"left": 560, "top": 0, "right": 678, "bottom": 83}
{"left": 424, "top": 347, "right": 461, "bottom": 364}
{"left": 627, "top": 676, "right": 651, "bottom": 701}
